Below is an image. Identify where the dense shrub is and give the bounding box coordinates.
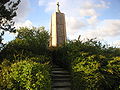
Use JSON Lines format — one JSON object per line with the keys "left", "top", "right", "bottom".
{"left": 0, "top": 26, "right": 52, "bottom": 89}
{"left": 72, "top": 55, "right": 120, "bottom": 89}
{"left": 30, "top": 55, "right": 52, "bottom": 64}
{"left": 53, "top": 39, "right": 120, "bottom": 90}
{"left": 0, "top": 59, "right": 51, "bottom": 90}
{"left": 16, "top": 27, "right": 49, "bottom": 55}
{"left": 1, "top": 25, "right": 119, "bottom": 89}
{"left": 0, "top": 27, "right": 51, "bottom": 62}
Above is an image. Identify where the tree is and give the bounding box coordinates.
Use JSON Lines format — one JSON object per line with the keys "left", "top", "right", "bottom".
{"left": 16, "top": 27, "right": 50, "bottom": 55}
{"left": 0, "top": 0, "right": 20, "bottom": 50}
{"left": 0, "top": 27, "right": 50, "bottom": 61}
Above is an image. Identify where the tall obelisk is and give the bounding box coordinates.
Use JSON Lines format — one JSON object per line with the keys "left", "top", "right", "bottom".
{"left": 49, "top": 2, "right": 66, "bottom": 47}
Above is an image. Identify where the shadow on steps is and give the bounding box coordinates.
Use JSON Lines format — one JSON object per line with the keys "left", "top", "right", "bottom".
{"left": 51, "top": 64, "right": 71, "bottom": 90}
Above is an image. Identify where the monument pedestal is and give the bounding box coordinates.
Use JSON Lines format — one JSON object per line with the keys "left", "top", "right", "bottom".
{"left": 49, "top": 2, "right": 66, "bottom": 47}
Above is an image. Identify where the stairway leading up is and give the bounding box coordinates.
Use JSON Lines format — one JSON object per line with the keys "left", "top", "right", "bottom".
{"left": 51, "top": 65, "right": 71, "bottom": 90}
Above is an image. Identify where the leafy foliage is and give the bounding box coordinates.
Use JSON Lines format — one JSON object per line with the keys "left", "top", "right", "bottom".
{"left": 0, "top": 59, "right": 51, "bottom": 90}
{"left": 0, "top": 27, "right": 50, "bottom": 61}
{"left": 0, "top": 0, "right": 20, "bottom": 50}
{"left": 53, "top": 39, "right": 120, "bottom": 89}
{"left": 0, "top": 25, "right": 120, "bottom": 89}
{"left": 0, "top": 27, "right": 52, "bottom": 89}
{"left": 16, "top": 27, "right": 49, "bottom": 55}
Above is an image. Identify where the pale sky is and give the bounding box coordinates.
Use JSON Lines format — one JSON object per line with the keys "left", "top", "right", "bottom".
{"left": 4, "top": 0, "right": 120, "bottom": 47}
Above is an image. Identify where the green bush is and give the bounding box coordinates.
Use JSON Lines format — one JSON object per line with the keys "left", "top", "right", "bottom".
{"left": 0, "top": 27, "right": 50, "bottom": 62}
{"left": 30, "top": 55, "right": 52, "bottom": 64}
{"left": 72, "top": 55, "right": 120, "bottom": 89}
{"left": 16, "top": 27, "right": 49, "bottom": 55}
{"left": 0, "top": 26, "right": 52, "bottom": 89}
{"left": 0, "top": 59, "right": 51, "bottom": 90}
{"left": 53, "top": 39, "right": 120, "bottom": 90}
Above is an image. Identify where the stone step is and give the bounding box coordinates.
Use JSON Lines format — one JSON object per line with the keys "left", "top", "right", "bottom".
{"left": 52, "top": 71, "right": 70, "bottom": 75}
{"left": 52, "top": 74, "right": 70, "bottom": 79}
{"left": 52, "top": 65, "right": 61, "bottom": 68}
{"left": 52, "top": 82, "right": 71, "bottom": 87}
{"left": 52, "top": 85, "right": 71, "bottom": 88}
{"left": 52, "top": 78, "right": 71, "bottom": 82}
{"left": 52, "top": 81, "right": 71, "bottom": 83}
{"left": 52, "top": 67, "right": 65, "bottom": 71}
{"left": 52, "top": 87, "right": 71, "bottom": 90}
{"left": 53, "top": 78, "right": 71, "bottom": 80}
{"left": 52, "top": 65, "right": 71, "bottom": 90}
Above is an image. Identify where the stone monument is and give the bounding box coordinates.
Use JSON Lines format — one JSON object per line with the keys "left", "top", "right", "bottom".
{"left": 49, "top": 2, "right": 66, "bottom": 47}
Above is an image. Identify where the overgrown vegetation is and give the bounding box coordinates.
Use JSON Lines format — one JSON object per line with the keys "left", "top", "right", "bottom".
{"left": 0, "top": 1, "right": 120, "bottom": 89}
{"left": 0, "top": 27, "right": 52, "bottom": 90}
{"left": 0, "top": 27, "right": 50, "bottom": 62}
{"left": 0, "top": 59, "right": 51, "bottom": 90}
{"left": 53, "top": 39, "right": 120, "bottom": 90}
{"left": 0, "top": 26, "right": 120, "bottom": 90}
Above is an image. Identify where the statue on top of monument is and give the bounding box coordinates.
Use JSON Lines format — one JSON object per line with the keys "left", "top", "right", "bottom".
{"left": 56, "top": 2, "right": 60, "bottom": 13}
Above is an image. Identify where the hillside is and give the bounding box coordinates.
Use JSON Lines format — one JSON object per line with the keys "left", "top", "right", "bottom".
{"left": 0, "top": 27, "right": 120, "bottom": 90}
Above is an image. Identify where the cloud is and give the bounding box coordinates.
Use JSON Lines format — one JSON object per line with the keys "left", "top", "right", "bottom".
{"left": 112, "top": 40, "right": 120, "bottom": 47}
{"left": 87, "top": 16, "right": 98, "bottom": 25}
{"left": 5, "top": 0, "right": 30, "bottom": 22}
{"left": 101, "top": 19, "right": 120, "bottom": 37}
{"left": 98, "top": 19, "right": 120, "bottom": 37}
{"left": 95, "top": 0, "right": 110, "bottom": 8}
{"left": 15, "top": 20, "right": 33, "bottom": 29}
{"left": 66, "top": 17, "right": 86, "bottom": 33}
{"left": 38, "top": 0, "right": 46, "bottom": 6}
{"left": 12, "top": 0, "right": 32, "bottom": 29}
{"left": 79, "top": 0, "right": 109, "bottom": 25}
{"left": 79, "top": 8, "right": 98, "bottom": 25}
{"left": 42, "top": 0, "right": 109, "bottom": 35}
{"left": 81, "top": 19, "right": 120, "bottom": 41}
{"left": 80, "top": 9, "right": 97, "bottom": 17}
{"left": 45, "top": 1, "right": 56, "bottom": 12}
{"left": 14, "top": 0, "right": 30, "bottom": 23}
{"left": 81, "top": 0, "right": 109, "bottom": 9}
{"left": 38, "top": 0, "right": 116, "bottom": 42}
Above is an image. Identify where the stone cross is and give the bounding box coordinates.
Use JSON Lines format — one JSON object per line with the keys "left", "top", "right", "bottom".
{"left": 56, "top": 2, "right": 60, "bottom": 12}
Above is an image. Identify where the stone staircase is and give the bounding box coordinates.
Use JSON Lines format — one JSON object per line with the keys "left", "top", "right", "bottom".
{"left": 51, "top": 65, "right": 71, "bottom": 90}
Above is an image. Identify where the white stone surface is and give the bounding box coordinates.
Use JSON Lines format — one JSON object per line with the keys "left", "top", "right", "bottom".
{"left": 49, "top": 12, "right": 66, "bottom": 47}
